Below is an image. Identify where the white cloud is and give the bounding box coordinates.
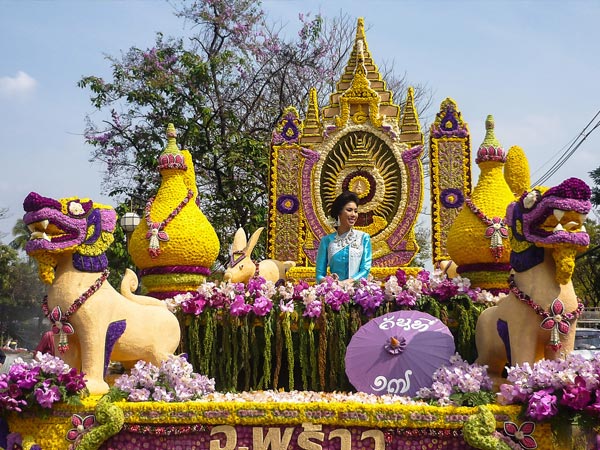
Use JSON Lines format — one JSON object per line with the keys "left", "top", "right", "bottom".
{"left": 0, "top": 71, "right": 37, "bottom": 98}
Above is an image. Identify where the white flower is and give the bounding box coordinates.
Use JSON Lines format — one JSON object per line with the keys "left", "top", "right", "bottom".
{"left": 68, "top": 202, "right": 85, "bottom": 216}
{"left": 279, "top": 299, "right": 294, "bottom": 313}
{"left": 384, "top": 276, "right": 401, "bottom": 297}
{"left": 164, "top": 292, "right": 192, "bottom": 312}
{"left": 199, "top": 282, "right": 219, "bottom": 297}
{"left": 261, "top": 280, "right": 277, "bottom": 298}
{"left": 476, "top": 290, "right": 496, "bottom": 304}
{"left": 302, "top": 287, "right": 317, "bottom": 305}
{"left": 452, "top": 275, "right": 471, "bottom": 292}
{"left": 277, "top": 282, "right": 295, "bottom": 300}
{"left": 405, "top": 278, "right": 423, "bottom": 296}
{"left": 523, "top": 190, "right": 540, "bottom": 209}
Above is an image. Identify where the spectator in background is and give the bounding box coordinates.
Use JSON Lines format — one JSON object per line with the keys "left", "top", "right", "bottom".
{"left": 35, "top": 331, "right": 55, "bottom": 356}
{"left": 0, "top": 347, "right": 5, "bottom": 367}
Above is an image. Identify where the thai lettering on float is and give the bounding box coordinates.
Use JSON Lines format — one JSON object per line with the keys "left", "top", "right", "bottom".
{"left": 208, "top": 424, "right": 386, "bottom": 450}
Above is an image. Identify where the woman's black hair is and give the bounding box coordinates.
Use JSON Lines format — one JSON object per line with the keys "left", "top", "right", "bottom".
{"left": 330, "top": 191, "right": 359, "bottom": 219}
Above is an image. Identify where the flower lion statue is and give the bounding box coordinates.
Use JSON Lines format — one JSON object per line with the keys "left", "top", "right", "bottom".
{"left": 23, "top": 192, "right": 181, "bottom": 394}
{"left": 475, "top": 178, "right": 591, "bottom": 385}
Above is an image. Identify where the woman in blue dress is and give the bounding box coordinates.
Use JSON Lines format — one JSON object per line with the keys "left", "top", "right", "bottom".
{"left": 316, "top": 191, "right": 372, "bottom": 283}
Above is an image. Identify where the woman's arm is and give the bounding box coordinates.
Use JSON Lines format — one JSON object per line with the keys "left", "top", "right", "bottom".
{"left": 315, "top": 235, "right": 330, "bottom": 283}
{"left": 352, "top": 233, "right": 372, "bottom": 280}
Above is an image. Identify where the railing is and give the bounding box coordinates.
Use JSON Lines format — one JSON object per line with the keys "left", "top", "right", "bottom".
{"left": 578, "top": 307, "right": 600, "bottom": 328}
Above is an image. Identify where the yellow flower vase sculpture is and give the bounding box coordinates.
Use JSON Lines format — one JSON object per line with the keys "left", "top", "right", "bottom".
{"left": 446, "top": 116, "right": 514, "bottom": 291}
{"left": 129, "top": 124, "right": 220, "bottom": 298}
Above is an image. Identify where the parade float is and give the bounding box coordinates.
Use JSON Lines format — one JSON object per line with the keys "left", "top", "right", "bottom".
{"left": 2, "top": 18, "right": 599, "bottom": 450}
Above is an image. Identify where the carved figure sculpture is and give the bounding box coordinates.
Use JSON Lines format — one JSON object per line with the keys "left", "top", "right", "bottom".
{"left": 475, "top": 178, "right": 591, "bottom": 385}
{"left": 23, "top": 192, "right": 181, "bottom": 395}
{"left": 223, "top": 227, "right": 295, "bottom": 284}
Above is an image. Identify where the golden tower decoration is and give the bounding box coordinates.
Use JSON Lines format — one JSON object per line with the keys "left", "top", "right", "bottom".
{"left": 429, "top": 98, "right": 472, "bottom": 265}
{"left": 268, "top": 18, "right": 424, "bottom": 280}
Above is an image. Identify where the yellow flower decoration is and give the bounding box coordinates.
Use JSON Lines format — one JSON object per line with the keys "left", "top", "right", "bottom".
{"left": 348, "top": 175, "right": 371, "bottom": 199}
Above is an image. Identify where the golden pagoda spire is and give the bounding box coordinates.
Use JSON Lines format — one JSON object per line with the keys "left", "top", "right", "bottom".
{"left": 300, "top": 88, "right": 322, "bottom": 144}
{"left": 335, "top": 36, "right": 382, "bottom": 128}
{"left": 399, "top": 87, "right": 423, "bottom": 146}
{"left": 322, "top": 18, "right": 399, "bottom": 122}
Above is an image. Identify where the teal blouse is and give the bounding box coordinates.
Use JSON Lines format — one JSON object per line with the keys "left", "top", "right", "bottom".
{"left": 315, "top": 230, "right": 372, "bottom": 283}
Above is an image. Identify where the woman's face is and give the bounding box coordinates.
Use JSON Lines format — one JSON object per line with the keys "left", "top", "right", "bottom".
{"left": 338, "top": 201, "right": 358, "bottom": 231}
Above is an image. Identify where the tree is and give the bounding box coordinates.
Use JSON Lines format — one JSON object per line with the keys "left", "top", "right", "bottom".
{"left": 105, "top": 204, "right": 138, "bottom": 289}
{"left": 576, "top": 167, "right": 600, "bottom": 307}
{"left": 409, "top": 221, "right": 432, "bottom": 268}
{"left": 573, "top": 218, "right": 600, "bottom": 308}
{"left": 9, "top": 218, "right": 30, "bottom": 253}
{"left": 0, "top": 207, "right": 8, "bottom": 242}
{"left": 591, "top": 166, "right": 600, "bottom": 208}
{"left": 0, "top": 244, "right": 46, "bottom": 349}
{"left": 78, "top": 0, "right": 430, "bottom": 269}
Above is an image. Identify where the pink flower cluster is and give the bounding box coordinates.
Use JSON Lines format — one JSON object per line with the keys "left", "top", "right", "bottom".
{"left": 176, "top": 278, "right": 277, "bottom": 318}
{"left": 384, "top": 268, "right": 498, "bottom": 307}
{"left": 113, "top": 355, "right": 214, "bottom": 402}
{"left": 498, "top": 353, "right": 600, "bottom": 422}
{"left": 415, "top": 353, "right": 493, "bottom": 406}
{"left": 0, "top": 352, "right": 87, "bottom": 412}
{"left": 167, "top": 269, "right": 502, "bottom": 322}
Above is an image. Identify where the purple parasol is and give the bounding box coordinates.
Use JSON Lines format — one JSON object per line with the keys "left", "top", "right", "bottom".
{"left": 345, "top": 310, "right": 455, "bottom": 397}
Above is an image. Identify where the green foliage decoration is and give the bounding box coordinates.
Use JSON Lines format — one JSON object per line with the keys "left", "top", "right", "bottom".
{"left": 173, "top": 269, "right": 494, "bottom": 392}
{"left": 77, "top": 394, "right": 125, "bottom": 450}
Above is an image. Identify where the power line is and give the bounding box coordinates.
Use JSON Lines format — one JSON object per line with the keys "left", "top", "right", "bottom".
{"left": 532, "top": 110, "right": 600, "bottom": 187}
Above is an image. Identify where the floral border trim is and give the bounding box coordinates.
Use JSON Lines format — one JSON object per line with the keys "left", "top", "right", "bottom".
{"left": 114, "top": 400, "right": 520, "bottom": 429}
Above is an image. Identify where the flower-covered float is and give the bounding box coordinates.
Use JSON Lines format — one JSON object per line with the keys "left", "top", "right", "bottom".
{"left": 2, "top": 17, "right": 599, "bottom": 450}
{"left": 3, "top": 226, "right": 598, "bottom": 449}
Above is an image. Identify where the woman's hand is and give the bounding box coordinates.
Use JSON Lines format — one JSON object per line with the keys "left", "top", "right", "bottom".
{"left": 339, "top": 278, "right": 355, "bottom": 287}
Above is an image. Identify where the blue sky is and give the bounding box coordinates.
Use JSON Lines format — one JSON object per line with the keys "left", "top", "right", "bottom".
{"left": 1, "top": 0, "right": 599, "bottom": 242}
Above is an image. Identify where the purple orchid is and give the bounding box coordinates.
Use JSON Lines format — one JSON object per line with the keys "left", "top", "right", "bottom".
{"left": 526, "top": 389, "right": 558, "bottom": 421}
{"left": 560, "top": 376, "right": 592, "bottom": 410}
